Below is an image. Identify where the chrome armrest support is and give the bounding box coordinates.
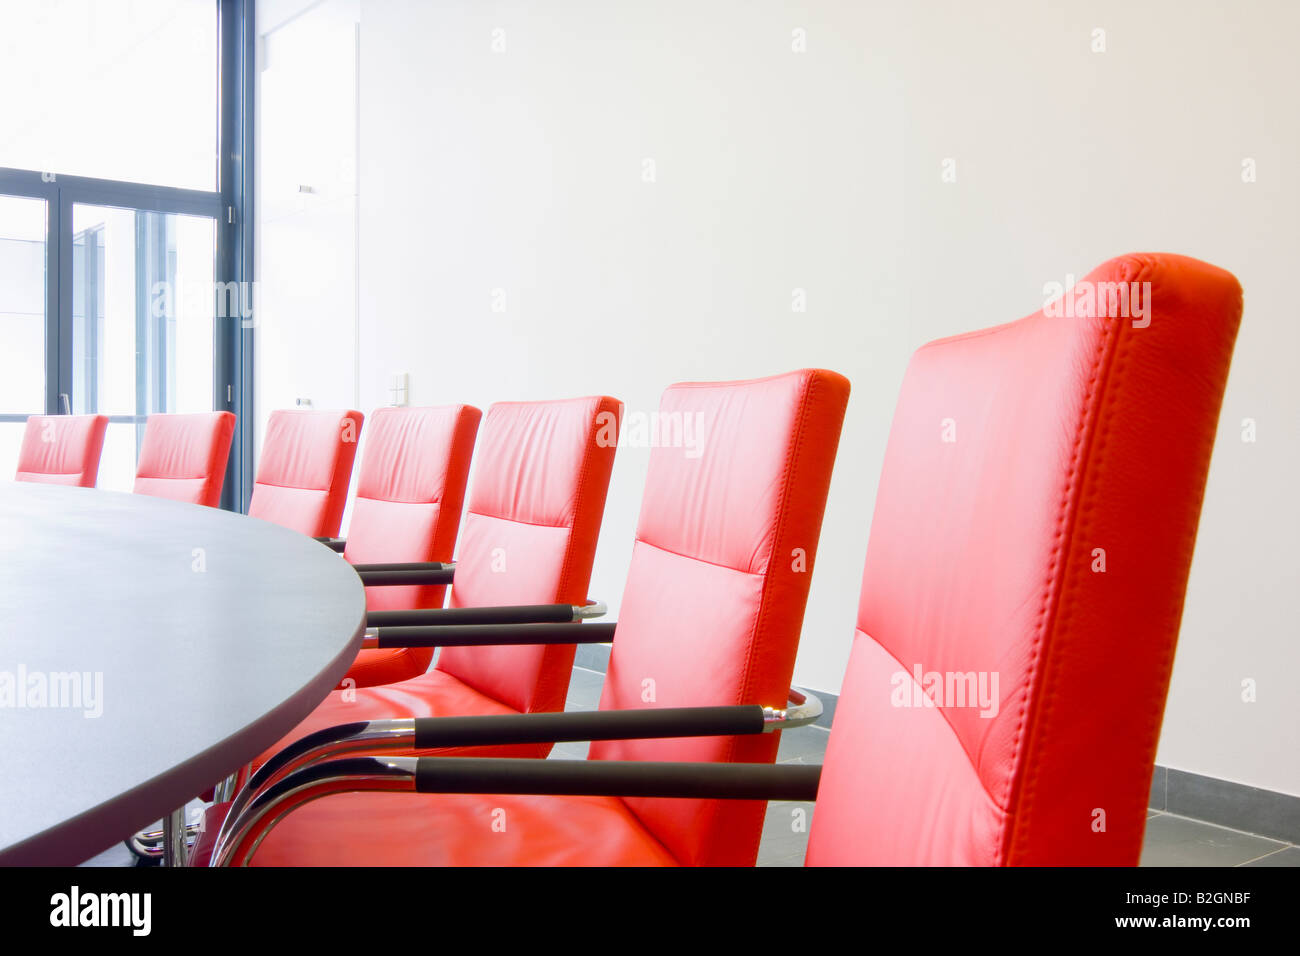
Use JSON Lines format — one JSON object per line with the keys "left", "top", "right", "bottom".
{"left": 219, "top": 703, "right": 773, "bottom": 835}
{"left": 762, "top": 687, "right": 824, "bottom": 731}
{"left": 211, "top": 756, "right": 822, "bottom": 866}
{"left": 573, "top": 600, "right": 607, "bottom": 620}
{"left": 212, "top": 757, "right": 419, "bottom": 867}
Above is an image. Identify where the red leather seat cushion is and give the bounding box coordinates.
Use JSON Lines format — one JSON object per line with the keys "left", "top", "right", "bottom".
{"left": 192, "top": 793, "right": 678, "bottom": 867}
{"left": 342, "top": 647, "right": 433, "bottom": 689}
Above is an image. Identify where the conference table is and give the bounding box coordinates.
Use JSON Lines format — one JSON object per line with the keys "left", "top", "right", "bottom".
{"left": 0, "top": 482, "right": 366, "bottom": 866}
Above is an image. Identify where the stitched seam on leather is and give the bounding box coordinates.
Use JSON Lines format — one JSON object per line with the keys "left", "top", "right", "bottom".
{"left": 324, "top": 417, "right": 358, "bottom": 535}
{"left": 1013, "top": 325, "right": 1128, "bottom": 858}
{"left": 1012, "top": 260, "right": 1227, "bottom": 863}
{"left": 998, "top": 269, "right": 1139, "bottom": 863}
{"left": 536, "top": 400, "right": 603, "bottom": 713}
{"left": 740, "top": 370, "right": 817, "bottom": 706}
{"left": 864, "top": 627, "right": 1007, "bottom": 810}
{"left": 727, "top": 370, "right": 819, "bottom": 865}
{"left": 997, "top": 310, "right": 1118, "bottom": 860}
{"left": 554, "top": 399, "right": 602, "bottom": 605}
{"left": 355, "top": 493, "right": 442, "bottom": 506}
{"left": 251, "top": 477, "right": 331, "bottom": 492}
{"left": 463, "top": 509, "right": 571, "bottom": 532}
{"left": 1019, "top": 316, "right": 1135, "bottom": 863}
{"left": 632, "top": 537, "right": 761, "bottom": 577}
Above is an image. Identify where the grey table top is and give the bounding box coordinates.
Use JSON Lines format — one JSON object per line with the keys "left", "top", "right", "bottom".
{"left": 0, "top": 482, "right": 366, "bottom": 865}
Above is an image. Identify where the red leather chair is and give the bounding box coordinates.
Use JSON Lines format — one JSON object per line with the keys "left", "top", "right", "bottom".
{"left": 246, "top": 395, "right": 623, "bottom": 762}
{"left": 14, "top": 414, "right": 108, "bottom": 486}
{"left": 338, "top": 404, "right": 482, "bottom": 688}
{"left": 166, "top": 396, "right": 620, "bottom": 864}
{"left": 211, "top": 253, "right": 1239, "bottom": 868}
{"left": 247, "top": 409, "right": 364, "bottom": 537}
{"left": 806, "top": 253, "right": 1242, "bottom": 865}
{"left": 202, "top": 369, "right": 850, "bottom": 866}
{"left": 132, "top": 412, "right": 236, "bottom": 508}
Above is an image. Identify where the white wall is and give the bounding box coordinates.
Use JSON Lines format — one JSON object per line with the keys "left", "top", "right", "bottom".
{"left": 260, "top": 0, "right": 1300, "bottom": 796}
{"left": 254, "top": 0, "right": 361, "bottom": 466}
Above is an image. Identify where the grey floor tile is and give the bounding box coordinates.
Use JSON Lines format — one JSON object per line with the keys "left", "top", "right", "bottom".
{"left": 1139, "top": 812, "right": 1286, "bottom": 867}
{"left": 549, "top": 740, "right": 590, "bottom": 760}
{"left": 757, "top": 800, "right": 814, "bottom": 866}
{"left": 776, "top": 726, "right": 829, "bottom": 764}
{"left": 564, "top": 666, "right": 605, "bottom": 711}
{"left": 1241, "top": 846, "right": 1300, "bottom": 867}
{"left": 574, "top": 643, "right": 612, "bottom": 673}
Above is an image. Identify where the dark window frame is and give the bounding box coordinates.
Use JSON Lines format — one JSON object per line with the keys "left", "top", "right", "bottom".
{"left": 0, "top": 0, "right": 256, "bottom": 511}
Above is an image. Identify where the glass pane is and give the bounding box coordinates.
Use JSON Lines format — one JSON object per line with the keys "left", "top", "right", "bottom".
{"left": 0, "top": 1, "right": 219, "bottom": 191}
{"left": 98, "top": 422, "right": 142, "bottom": 494}
{"left": 0, "top": 421, "right": 28, "bottom": 478}
{"left": 71, "top": 204, "right": 216, "bottom": 417}
{"left": 0, "top": 194, "right": 46, "bottom": 414}
{"left": 71, "top": 203, "right": 216, "bottom": 490}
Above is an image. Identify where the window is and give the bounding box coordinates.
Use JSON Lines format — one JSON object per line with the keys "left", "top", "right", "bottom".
{"left": 0, "top": 1, "right": 219, "bottom": 191}
{"left": 0, "top": 0, "right": 252, "bottom": 507}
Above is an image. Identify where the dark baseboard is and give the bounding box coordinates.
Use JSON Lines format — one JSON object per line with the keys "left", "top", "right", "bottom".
{"left": 574, "top": 643, "right": 1298, "bottom": 842}
{"left": 1149, "top": 765, "right": 1300, "bottom": 845}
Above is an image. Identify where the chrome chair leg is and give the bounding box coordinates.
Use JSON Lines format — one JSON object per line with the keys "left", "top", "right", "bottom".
{"left": 163, "top": 807, "right": 189, "bottom": 867}
{"left": 125, "top": 803, "right": 206, "bottom": 861}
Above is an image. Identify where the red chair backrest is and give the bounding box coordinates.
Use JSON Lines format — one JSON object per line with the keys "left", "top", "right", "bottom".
{"left": 435, "top": 396, "right": 622, "bottom": 716}
{"left": 806, "top": 253, "right": 1242, "bottom": 866}
{"left": 132, "top": 412, "right": 236, "bottom": 507}
{"left": 344, "top": 405, "right": 481, "bottom": 610}
{"left": 248, "top": 409, "right": 363, "bottom": 537}
{"left": 15, "top": 414, "right": 108, "bottom": 487}
{"left": 588, "top": 369, "right": 850, "bottom": 866}
{"left": 342, "top": 405, "right": 481, "bottom": 678}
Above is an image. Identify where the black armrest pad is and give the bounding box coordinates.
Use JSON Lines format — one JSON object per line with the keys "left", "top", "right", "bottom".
{"left": 413, "top": 757, "right": 821, "bottom": 801}
{"left": 368, "top": 604, "right": 576, "bottom": 627}
{"left": 373, "top": 621, "right": 615, "bottom": 648}
{"left": 411, "top": 704, "right": 765, "bottom": 749}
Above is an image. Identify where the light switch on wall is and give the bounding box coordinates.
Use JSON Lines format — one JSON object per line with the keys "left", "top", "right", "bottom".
{"left": 388, "top": 372, "right": 409, "bottom": 407}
